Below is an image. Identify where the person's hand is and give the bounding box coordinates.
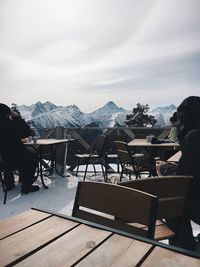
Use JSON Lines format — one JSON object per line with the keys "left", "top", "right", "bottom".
{"left": 156, "top": 160, "right": 166, "bottom": 176}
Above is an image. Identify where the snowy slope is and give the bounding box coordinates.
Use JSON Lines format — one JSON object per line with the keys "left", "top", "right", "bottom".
{"left": 150, "top": 104, "right": 177, "bottom": 127}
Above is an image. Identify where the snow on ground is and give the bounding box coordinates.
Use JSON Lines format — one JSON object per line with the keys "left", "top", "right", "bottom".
{"left": 0, "top": 164, "right": 121, "bottom": 220}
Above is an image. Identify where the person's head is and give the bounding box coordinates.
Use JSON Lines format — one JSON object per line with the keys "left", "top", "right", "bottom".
{"left": 0, "top": 103, "right": 11, "bottom": 117}
{"left": 177, "top": 96, "right": 200, "bottom": 143}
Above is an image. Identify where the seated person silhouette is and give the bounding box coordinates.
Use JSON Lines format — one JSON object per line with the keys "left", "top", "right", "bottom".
{"left": 0, "top": 103, "right": 39, "bottom": 194}
{"left": 158, "top": 96, "right": 200, "bottom": 251}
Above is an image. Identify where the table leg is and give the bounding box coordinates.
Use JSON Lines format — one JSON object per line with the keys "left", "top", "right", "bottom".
{"left": 54, "top": 143, "right": 70, "bottom": 177}
{"left": 146, "top": 147, "right": 158, "bottom": 176}
{"left": 38, "top": 147, "right": 48, "bottom": 189}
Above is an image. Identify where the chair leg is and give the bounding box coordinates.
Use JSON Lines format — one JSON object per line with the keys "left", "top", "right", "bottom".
{"left": 105, "top": 155, "right": 108, "bottom": 181}
{"left": 100, "top": 159, "right": 106, "bottom": 182}
{"left": 83, "top": 158, "right": 90, "bottom": 181}
{"left": 120, "top": 169, "right": 124, "bottom": 182}
{"left": 3, "top": 190, "right": 7, "bottom": 205}
{"left": 0, "top": 171, "right": 7, "bottom": 204}
{"left": 76, "top": 159, "right": 80, "bottom": 176}
{"left": 93, "top": 164, "right": 97, "bottom": 175}
{"left": 117, "top": 161, "right": 120, "bottom": 173}
{"left": 83, "top": 165, "right": 88, "bottom": 180}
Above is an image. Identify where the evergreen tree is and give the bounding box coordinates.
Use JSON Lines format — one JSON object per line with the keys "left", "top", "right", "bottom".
{"left": 124, "top": 103, "right": 156, "bottom": 127}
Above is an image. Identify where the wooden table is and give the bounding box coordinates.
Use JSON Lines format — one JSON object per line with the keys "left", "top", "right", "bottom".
{"left": 128, "top": 138, "right": 180, "bottom": 148}
{"left": 128, "top": 139, "right": 180, "bottom": 176}
{"left": 0, "top": 208, "right": 199, "bottom": 266}
{"left": 25, "top": 139, "right": 74, "bottom": 188}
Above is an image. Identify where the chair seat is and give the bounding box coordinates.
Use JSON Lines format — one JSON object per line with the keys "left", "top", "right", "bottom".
{"left": 124, "top": 164, "right": 140, "bottom": 174}
{"left": 132, "top": 153, "right": 144, "bottom": 158}
{"left": 106, "top": 153, "right": 144, "bottom": 159}
{"left": 106, "top": 154, "right": 118, "bottom": 159}
{"left": 86, "top": 213, "right": 175, "bottom": 241}
{"left": 129, "top": 220, "right": 175, "bottom": 240}
{"left": 75, "top": 154, "right": 99, "bottom": 158}
{"left": 154, "top": 221, "right": 175, "bottom": 240}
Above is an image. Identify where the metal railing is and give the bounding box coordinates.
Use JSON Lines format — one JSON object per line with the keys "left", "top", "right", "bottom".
{"left": 41, "top": 126, "right": 165, "bottom": 171}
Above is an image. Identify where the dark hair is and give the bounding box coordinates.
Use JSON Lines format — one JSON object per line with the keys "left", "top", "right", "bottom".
{"left": 169, "top": 112, "right": 177, "bottom": 124}
{"left": 177, "top": 96, "right": 200, "bottom": 143}
{"left": 0, "top": 103, "right": 11, "bottom": 115}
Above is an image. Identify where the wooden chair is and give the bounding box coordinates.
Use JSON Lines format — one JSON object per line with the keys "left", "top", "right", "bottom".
{"left": 114, "top": 141, "right": 143, "bottom": 181}
{"left": 118, "top": 175, "right": 193, "bottom": 240}
{"left": 75, "top": 135, "right": 107, "bottom": 181}
{"left": 104, "top": 135, "right": 144, "bottom": 179}
{"left": 104, "top": 134, "right": 130, "bottom": 179}
{"left": 72, "top": 181, "right": 158, "bottom": 239}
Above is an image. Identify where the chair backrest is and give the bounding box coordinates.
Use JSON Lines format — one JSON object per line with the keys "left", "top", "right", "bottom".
{"left": 92, "top": 135, "right": 106, "bottom": 156}
{"left": 114, "top": 141, "right": 132, "bottom": 164}
{"left": 105, "top": 135, "right": 130, "bottom": 154}
{"left": 72, "top": 181, "right": 158, "bottom": 239}
{"left": 118, "top": 176, "right": 193, "bottom": 219}
{"left": 157, "top": 127, "right": 171, "bottom": 140}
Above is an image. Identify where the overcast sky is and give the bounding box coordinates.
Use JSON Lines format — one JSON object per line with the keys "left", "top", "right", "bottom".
{"left": 0, "top": 0, "right": 200, "bottom": 112}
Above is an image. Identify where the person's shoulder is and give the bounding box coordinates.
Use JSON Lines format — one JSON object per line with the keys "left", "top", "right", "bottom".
{"left": 187, "top": 128, "right": 200, "bottom": 136}
{"left": 185, "top": 128, "right": 200, "bottom": 142}
{"left": 0, "top": 115, "right": 14, "bottom": 126}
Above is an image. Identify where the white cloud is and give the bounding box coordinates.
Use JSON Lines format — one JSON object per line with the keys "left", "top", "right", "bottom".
{"left": 0, "top": 0, "right": 199, "bottom": 112}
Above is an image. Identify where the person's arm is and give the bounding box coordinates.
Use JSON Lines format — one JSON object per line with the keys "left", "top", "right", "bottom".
{"left": 176, "top": 129, "right": 200, "bottom": 188}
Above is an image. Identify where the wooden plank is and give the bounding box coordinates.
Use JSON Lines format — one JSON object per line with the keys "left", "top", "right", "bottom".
{"left": 141, "top": 247, "right": 200, "bottom": 267}
{"left": 0, "top": 216, "right": 78, "bottom": 267}
{"left": 167, "top": 151, "right": 182, "bottom": 162}
{"left": 14, "top": 224, "right": 111, "bottom": 267}
{"left": 0, "top": 209, "right": 51, "bottom": 240}
{"left": 76, "top": 234, "right": 152, "bottom": 267}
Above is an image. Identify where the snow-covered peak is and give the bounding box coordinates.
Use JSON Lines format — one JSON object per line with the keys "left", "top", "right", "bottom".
{"left": 151, "top": 104, "right": 176, "bottom": 113}
{"left": 43, "top": 101, "right": 58, "bottom": 110}
{"left": 17, "top": 101, "right": 177, "bottom": 130}
{"left": 150, "top": 104, "right": 177, "bottom": 127}
{"left": 90, "top": 101, "right": 125, "bottom": 119}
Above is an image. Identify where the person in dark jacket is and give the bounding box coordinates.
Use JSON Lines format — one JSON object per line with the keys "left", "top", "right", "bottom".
{"left": 0, "top": 103, "right": 39, "bottom": 193}
{"left": 166, "top": 96, "right": 200, "bottom": 251}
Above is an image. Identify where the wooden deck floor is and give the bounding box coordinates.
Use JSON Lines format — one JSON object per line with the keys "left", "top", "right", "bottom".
{"left": 1, "top": 165, "right": 200, "bottom": 240}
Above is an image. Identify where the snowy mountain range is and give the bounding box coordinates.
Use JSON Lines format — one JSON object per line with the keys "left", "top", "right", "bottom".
{"left": 17, "top": 101, "right": 177, "bottom": 130}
